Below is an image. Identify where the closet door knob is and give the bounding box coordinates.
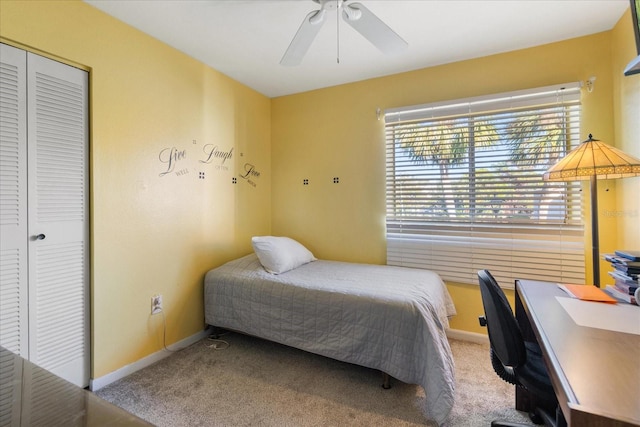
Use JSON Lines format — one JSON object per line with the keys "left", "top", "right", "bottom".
{"left": 35, "top": 234, "right": 46, "bottom": 240}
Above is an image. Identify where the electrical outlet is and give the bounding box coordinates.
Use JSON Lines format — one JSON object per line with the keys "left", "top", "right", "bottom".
{"left": 151, "top": 295, "right": 163, "bottom": 314}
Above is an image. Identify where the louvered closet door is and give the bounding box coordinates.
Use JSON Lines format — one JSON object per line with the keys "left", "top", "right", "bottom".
{"left": 0, "top": 44, "right": 29, "bottom": 358}
{"left": 0, "top": 43, "right": 89, "bottom": 388}
{"left": 26, "top": 52, "right": 89, "bottom": 387}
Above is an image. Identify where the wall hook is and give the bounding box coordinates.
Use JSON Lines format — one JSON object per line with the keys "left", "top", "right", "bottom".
{"left": 585, "top": 76, "right": 596, "bottom": 93}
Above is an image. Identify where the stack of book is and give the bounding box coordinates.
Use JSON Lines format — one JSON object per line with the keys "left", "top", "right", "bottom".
{"left": 604, "top": 249, "right": 639, "bottom": 304}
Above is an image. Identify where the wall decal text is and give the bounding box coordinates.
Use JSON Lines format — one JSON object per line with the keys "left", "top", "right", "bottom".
{"left": 199, "top": 144, "right": 234, "bottom": 171}
{"left": 157, "top": 141, "right": 260, "bottom": 187}
{"left": 158, "top": 147, "right": 187, "bottom": 177}
{"left": 239, "top": 163, "right": 261, "bottom": 187}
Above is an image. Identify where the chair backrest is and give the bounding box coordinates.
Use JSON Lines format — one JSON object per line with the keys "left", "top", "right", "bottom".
{"left": 477, "top": 269, "right": 526, "bottom": 368}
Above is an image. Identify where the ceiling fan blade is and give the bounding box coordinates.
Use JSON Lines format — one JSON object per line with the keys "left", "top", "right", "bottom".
{"left": 280, "top": 9, "right": 327, "bottom": 66}
{"left": 342, "top": 2, "right": 408, "bottom": 55}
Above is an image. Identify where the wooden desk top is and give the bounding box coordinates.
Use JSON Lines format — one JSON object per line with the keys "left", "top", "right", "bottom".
{"left": 516, "top": 280, "right": 640, "bottom": 427}
{"left": 0, "top": 346, "right": 152, "bottom": 426}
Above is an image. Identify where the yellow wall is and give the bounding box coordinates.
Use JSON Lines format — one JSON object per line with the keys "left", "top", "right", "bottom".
{"left": 0, "top": 0, "right": 271, "bottom": 378}
{"left": 272, "top": 26, "right": 636, "bottom": 334}
{"left": 612, "top": 8, "right": 640, "bottom": 250}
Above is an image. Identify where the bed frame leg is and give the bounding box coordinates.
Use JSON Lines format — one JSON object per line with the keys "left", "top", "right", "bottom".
{"left": 210, "top": 326, "right": 224, "bottom": 340}
{"left": 382, "top": 372, "right": 391, "bottom": 389}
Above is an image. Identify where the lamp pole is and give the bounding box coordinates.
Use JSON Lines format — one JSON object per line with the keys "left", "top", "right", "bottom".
{"left": 590, "top": 175, "right": 600, "bottom": 287}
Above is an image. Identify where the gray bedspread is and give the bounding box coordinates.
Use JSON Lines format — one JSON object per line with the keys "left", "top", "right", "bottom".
{"left": 204, "top": 254, "right": 457, "bottom": 425}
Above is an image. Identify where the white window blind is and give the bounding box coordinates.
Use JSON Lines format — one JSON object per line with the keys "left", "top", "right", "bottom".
{"left": 385, "top": 83, "right": 585, "bottom": 288}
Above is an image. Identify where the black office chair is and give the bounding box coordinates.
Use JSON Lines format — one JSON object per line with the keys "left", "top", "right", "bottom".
{"left": 477, "top": 270, "right": 566, "bottom": 427}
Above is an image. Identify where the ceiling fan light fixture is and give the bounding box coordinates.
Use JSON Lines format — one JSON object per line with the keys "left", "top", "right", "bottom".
{"left": 280, "top": 0, "right": 407, "bottom": 66}
{"left": 343, "top": 4, "right": 363, "bottom": 21}
{"left": 309, "top": 9, "right": 327, "bottom": 25}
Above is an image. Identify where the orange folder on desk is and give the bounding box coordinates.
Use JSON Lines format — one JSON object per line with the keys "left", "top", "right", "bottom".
{"left": 558, "top": 283, "right": 618, "bottom": 303}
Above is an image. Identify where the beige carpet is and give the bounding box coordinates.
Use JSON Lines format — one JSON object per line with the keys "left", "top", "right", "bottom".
{"left": 95, "top": 332, "right": 534, "bottom": 426}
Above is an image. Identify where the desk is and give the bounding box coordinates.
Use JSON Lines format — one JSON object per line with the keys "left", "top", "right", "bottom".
{"left": 0, "top": 346, "right": 152, "bottom": 426}
{"left": 515, "top": 280, "right": 640, "bottom": 427}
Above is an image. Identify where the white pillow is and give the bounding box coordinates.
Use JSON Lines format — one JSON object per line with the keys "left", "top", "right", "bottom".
{"left": 251, "top": 236, "right": 316, "bottom": 274}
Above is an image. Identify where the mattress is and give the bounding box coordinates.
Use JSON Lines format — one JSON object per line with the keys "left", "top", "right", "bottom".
{"left": 204, "top": 254, "right": 457, "bottom": 425}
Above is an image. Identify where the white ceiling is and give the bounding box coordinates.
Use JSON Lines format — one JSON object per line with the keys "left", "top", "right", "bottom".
{"left": 84, "top": 0, "right": 630, "bottom": 98}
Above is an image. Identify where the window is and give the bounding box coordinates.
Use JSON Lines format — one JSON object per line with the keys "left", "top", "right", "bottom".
{"left": 385, "top": 83, "right": 584, "bottom": 288}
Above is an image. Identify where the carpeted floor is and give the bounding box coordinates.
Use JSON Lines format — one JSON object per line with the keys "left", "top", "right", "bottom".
{"left": 95, "top": 332, "right": 534, "bottom": 426}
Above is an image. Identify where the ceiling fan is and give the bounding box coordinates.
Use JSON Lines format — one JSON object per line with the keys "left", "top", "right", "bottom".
{"left": 280, "top": 0, "right": 408, "bottom": 66}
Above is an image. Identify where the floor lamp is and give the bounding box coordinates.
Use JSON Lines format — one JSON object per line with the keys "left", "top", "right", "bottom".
{"left": 543, "top": 134, "right": 640, "bottom": 287}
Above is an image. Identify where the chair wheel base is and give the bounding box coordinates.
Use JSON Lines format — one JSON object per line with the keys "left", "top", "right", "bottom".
{"left": 529, "top": 412, "right": 544, "bottom": 424}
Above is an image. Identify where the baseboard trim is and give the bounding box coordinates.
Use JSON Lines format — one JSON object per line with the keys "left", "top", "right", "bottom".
{"left": 90, "top": 327, "right": 212, "bottom": 391}
{"left": 446, "top": 328, "right": 489, "bottom": 345}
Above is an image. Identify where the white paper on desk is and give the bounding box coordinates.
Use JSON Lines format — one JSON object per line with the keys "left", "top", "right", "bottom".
{"left": 556, "top": 296, "right": 640, "bottom": 335}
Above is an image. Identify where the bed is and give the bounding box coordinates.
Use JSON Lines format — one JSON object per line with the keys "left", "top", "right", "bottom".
{"left": 203, "top": 237, "right": 457, "bottom": 425}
